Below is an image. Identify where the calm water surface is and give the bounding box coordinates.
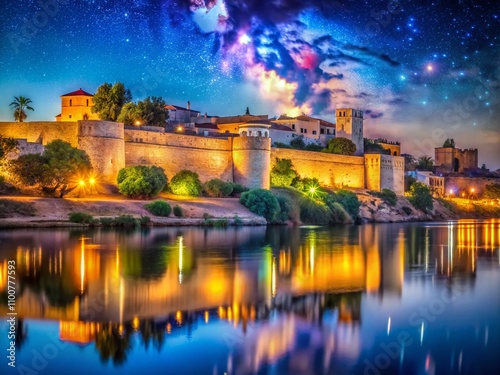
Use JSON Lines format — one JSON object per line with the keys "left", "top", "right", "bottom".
{"left": 0, "top": 220, "right": 499, "bottom": 375}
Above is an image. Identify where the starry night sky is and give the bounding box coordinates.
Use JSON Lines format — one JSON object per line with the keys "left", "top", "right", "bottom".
{"left": 0, "top": 0, "right": 499, "bottom": 168}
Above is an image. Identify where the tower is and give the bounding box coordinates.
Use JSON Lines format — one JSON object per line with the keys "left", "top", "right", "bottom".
{"left": 56, "top": 88, "right": 99, "bottom": 122}
{"left": 336, "top": 108, "right": 364, "bottom": 155}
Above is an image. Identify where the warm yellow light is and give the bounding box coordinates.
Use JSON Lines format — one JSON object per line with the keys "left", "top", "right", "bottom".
{"left": 449, "top": 189, "right": 453, "bottom": 195}
{"left": 471, "top": 188, "right": 475, "bottom": 193}
{"left": 79, "top": 180, "right": 85, "bottom": 186}
{"left": 177, "top": 126, "right": 183, "bottom": 132}
{"left": 309, "top": 187, "right": 316, "bottom": 194}
{"left": 135, "top": 120, "right": 141, "bottom": 126}
{"left": 89, "top": 177, "right": 95, "bottom": 185}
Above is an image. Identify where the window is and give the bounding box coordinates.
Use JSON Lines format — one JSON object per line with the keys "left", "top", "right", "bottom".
{"left": 312, "top": 130, "right": 317, "bottom": 135}
{"left": 292, "top": 124, "right": 295, "bottom": 130}
{"left": 69, "top": 114, "right": 72, "bottom": 119}
{"left": 86, "top": 99, "right": 89, "bottom": 106}
{"left": 320, "top": 129, "right": 324, "bottom": 134}
{"left": 343, "top": 111, "right": 345, "bottom": 116}
{"left": 300, "top": 128, "right": 303, "bottom": 133}
{"left": 304, "top": 129, "right": 307, "bottom": 134}
{"left": 69, "top": 99, "right": 72, "bottom": 106}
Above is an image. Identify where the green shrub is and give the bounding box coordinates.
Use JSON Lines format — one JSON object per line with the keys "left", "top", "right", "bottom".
{"left": 325, "top": 138, "right": 356, "bottom": 155}
{"left": 170, "top": 170, "right": 203, "bottom": 196}
{"left": 372, "top": 188, "right": 398, "bottom": 206}
{"left": 290, "top": 135, "right": 306, "bottom": 149}
{"left": 304, "top": 143, "right": 324, "bottom": 152}
{"left": 273, "top": 142, "right": 291, "bottom": 148}
{"left": 203, "top": 218, "right": 229, "bottom": 227}
{"left": 173, "top": 205, "right": 183, "bottom": 217}
{"left": 99, "top": 217, "right": 115, "bottom": 227}
{"left": 292, "top": 177, "right": 320, "bottom": 194}
{"left": 68, "top": 212, "right": 94, "bottom": 224}
{"left": 0, "top": 199, "right": 36, "bottom": 218}
{"left": 408, "top": 182, "right": 433, "bottom": 212}
{"left": 114, "top": 214, "right": 139, "bottom": 228}
{"left": 233, "top": 215, "right": 243, "bottom": 226}
{"left": 402, "top": 206, "right": 413, "bottom": 216}
{"left": 270, "top": 158, "right": 297, "bottom": 187}
{"left": 240, "top": 188, "right": 281, "bottom": 222}
{"left": 140, "top": 215, "right": 151, "bottom": 226}
{"left": 230, "top": 183, "right": 249, "bottom": 196}
{"left": 204, "top": 179, "right": 234, "bottom": 197}
{"left": 298, "top": 195, "right": 331, "bottom": 225}
{"left": 322, "top": 194, "right": 351, "bottom": 223}
{"left": 117, "top": 166, "right": 167, "bottom": 199}
{"left": 335, "top": 189, "right": 361, "bottom": 220}
{"left": 144, "top": 200, "right": 171, "bottom": 216}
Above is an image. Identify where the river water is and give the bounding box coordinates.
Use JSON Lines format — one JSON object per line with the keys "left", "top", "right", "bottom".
{"left": 0, "top": 220, "right": 499, "bottom": 375}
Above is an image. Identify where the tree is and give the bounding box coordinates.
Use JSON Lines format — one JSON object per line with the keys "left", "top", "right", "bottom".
{"left": 203, "top": 179, "right": 233, "bottom": 197}
{"left": 443, "top": 138, "right": 455, "bottom": 148}
{"left": 334, "top": 189, "right": 361, "bottom": 220}
{"left": 136, "top": 96, "right": 168, "bottom": 127}
{"left": 117, "top": 102, "right": 141, "bottom": 126}
{"left": 170, "top": 170, "right": 203, "bottom": 196}
{"left": 270, "top": 158, "right": 297, "bottom": 187}
{"left": 117, "top": 166, "right": 167, "bottom": 199}
{"left": 9, "top": 96, "right": 34, "bottom": 122}
{"left": 0, "top": 136, "right": 18, "bottom": 161}
{"left": 290, "top": 135, "right": 306, "bottom": 149}
{"left": 9, "top": 140, "right": 92, "bottom": 197}
{"left": 91, "top": 82, "right": 132, "bottom": 121}
{"left": 417, "top": 156, "right": 434, "bottom": 171}
{"left": 325, "top": 138, "right": 356, "bottom": 155}
{"left": 408, "top": 182, "right": 434, "bottom": 212}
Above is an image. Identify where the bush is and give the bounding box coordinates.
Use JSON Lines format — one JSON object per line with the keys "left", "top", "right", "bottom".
{"left": 290, "top": 135, "right": 306, "bottom": 149}
{"left": 273, "top": 142, "right": 291, "bottom": 148}
{"left": 173, "top": 205, "right": 183, "bottom": 217}
{"left": 298, "top": 195, "right": 331, "bottom": 225}
{"left": 233, "top": 215, "right": 243, "bottom": 226}
{"left": 204, "top": 179, "right": 233, "bottom": 197}
{"left": 240, "top": 188, "right": 281, "bottom": 222}
{"left": 408, "top": 182, "right": 433, "bottom": 212}
{"left": 114, "top": 214, "right": 139, "bottom": 228}
{"left": 322, "top": 194, "right": 351, "bottom": 223}
{"left": 335, "top": 189, "right": 361, "bottom": 220}
{"left": 272, "top": 194, "right": 294, "bottom": 223}
{"left": 99, "top": 217, "right": 115, "bottom": 227}
{"left": 117, "top": 166, "right": 167, "bottom": 199}
{"left": 230, "top": 183, "right": 249, "bottom": 196}
{"left": 0, "top": 199, "right": 36, "bottom": 218}
{"left": 202, "top": 218, "right": 229, "bottom": 227}
{"left": 402, "top": 206, "right": 413, "bottom": 216}
{"left": 304, "top": 143, "right": 324, "bottom": 152}
{"left": 325, "top": 138, "right": 356, "bottom": 155}
{"left": 292, "top": 177, "right": 320, "bottom": 193}
{"left": 372, "top": 189, "right": 398, "bottom": 206}
{"left": 68, "top": 212, "right": 94, "bottom": 224}
{"left": 140, "top": 216, "right": 151, "bottom": 226}
{"left": 270, "top": 158, "right": 298, "bottom": 187}
{"left": 170, "top": 170, "right": 203, "bottom": 196}
{"left": 144, "top": 200, "right": 171, "bottom": 216}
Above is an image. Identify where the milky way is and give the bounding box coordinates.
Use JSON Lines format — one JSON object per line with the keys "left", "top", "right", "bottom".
{"left": 0, "top": 0, "right": 499, "bottom": 167}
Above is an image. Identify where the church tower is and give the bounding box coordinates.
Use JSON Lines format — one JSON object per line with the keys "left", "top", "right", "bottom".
{"left": 336, "top": 108, "right": 364, "bottom": 155}
{"left": 55, "top": 88, "right": 99, "bottom": 121}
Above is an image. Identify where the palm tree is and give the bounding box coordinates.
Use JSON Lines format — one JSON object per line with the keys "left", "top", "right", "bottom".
{"left": 417, "top": 156, "right": 434, "bottom": 171}
{"left": 9, "top": 96, "right": 34, "bottom": 122}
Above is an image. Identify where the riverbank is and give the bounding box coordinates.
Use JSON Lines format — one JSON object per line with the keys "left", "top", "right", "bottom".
{"left": 0, "top": 192, "right": 498, "bottom": 228}
{"left": 0, "top": 195, "right": 267, "bottom": 228}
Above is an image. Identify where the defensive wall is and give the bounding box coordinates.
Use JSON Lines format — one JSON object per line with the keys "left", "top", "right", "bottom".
{"left": 0, "top": 120, "right": 404, "bottom": 193}
{"left": 445, "top": 176, "right": 500, "bottom": 197}
{"left": 271, "top": 148, "right": 365, "bottom": 188}
{"left": 124, "top": 128, "right": 234, "bottom": 183}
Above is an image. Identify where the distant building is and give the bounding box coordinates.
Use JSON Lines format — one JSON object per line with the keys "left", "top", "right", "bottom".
{"left": 55, "top": 88, "right": 99, "bottom": 121}
{"left": 435, "top": 146, "right": 478, "bottom": 173}
{"left": 409, "top": 171, "right": 445, "bottom": 197}
{"left": 376, "top": 140, "right": 401, "bottom": 156}
{"left": 165, "top": 101, "right": 200, "bottom": 123}
{"left": 274, "top": 114, "right": 335, "bottom": 145}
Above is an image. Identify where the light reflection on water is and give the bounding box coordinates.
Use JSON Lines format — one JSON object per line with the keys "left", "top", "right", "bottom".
{"left": 0, "top": 219, "right": 499, "bottom": 375}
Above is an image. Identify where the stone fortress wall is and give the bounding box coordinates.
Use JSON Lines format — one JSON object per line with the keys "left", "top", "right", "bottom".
{"left": 0, "top": 120, "right": 398, "bottom": 193}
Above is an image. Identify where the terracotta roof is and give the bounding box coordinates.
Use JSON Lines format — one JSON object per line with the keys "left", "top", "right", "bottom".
{"left": 61, "top": 88, "right": 93, "bottom": 97}
{"left": 195, "top": 123, "right": 219, "bottom": 129}
{"left": 165, "top": 104, "right": 200, "bottom": 113}
{"left": 270, "top": 123, "right": 293, "bottom": 132}
{"left": 319, "top": 119, "right": 336, "bottom": 128}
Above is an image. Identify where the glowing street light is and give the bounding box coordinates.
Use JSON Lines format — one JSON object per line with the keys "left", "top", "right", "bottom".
{"left": 89, "top": 177, "right": 95, "bottom": 185}
{"left": 79, "top": 180, "right": 85, "bottom": 187}
{"left": 177, "top": 126, "right": 183, "bottom": 132}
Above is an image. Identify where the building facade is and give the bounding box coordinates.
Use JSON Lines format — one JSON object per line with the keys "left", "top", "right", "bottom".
{"left": 55, "top": 88, "right": 99, "bottom": 122}
{"left": 435, "top": 147, "right": 478, "bottom": 173}
{"left": 336, "top": 108, "right": 364, "bottom": 156}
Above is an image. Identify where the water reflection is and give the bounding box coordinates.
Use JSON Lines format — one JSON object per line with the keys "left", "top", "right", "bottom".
{"left": 0, "top": 220, "right": 499, "bottom": 374}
